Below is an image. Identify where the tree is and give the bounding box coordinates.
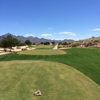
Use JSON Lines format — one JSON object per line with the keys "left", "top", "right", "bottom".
{"left": 0, "top": 34, "right": 20, "bottom": 51}
{"left": 52, "top": 41, "right": 55, "bottom": 45}
{"left": 92, "top": 36, "right": 95, "bottom": 39}
{"left": 33, "top": 43, "right": 36, "bottom": 45}
{"left": 25, "top": 40, "right": 32, "bottom": 45}
{"left": 19, "top": 42, "right": 26, "bottom": 46}
{"left": 43, "top": 42, "right": 50, "bottom": 45}
{"left": 0, "top": 41, "right": 2, "bottom": 47}
{"left": 40, "top": 42, "right": 44, "bottom": 44}
{"left": 59, "top": 42, "right": 62, "bottom": 45}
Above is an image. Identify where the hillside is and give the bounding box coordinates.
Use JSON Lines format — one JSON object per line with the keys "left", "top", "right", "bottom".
{"left": 58, "top": 36, "right": 100, "bottom": 48}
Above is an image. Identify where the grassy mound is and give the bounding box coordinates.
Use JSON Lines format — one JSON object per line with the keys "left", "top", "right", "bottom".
{"left": 0, "top": 60, "right": 100, "bottom": 100}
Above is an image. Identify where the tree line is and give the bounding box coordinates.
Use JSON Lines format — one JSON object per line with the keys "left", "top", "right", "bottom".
{"left": 0, "top": 34, "right": 55, "bottom": 51}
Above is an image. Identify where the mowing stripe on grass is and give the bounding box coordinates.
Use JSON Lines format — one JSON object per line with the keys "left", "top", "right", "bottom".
{"left": 0, "top": 60, "right": 100, "bottom": 100}
{"left": 0, "top": 48, "right": 100, "bottom": 86}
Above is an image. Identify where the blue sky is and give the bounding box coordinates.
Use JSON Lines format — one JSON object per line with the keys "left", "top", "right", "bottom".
{"left": 0, "top": 0, "right": 100, "bottom": 40}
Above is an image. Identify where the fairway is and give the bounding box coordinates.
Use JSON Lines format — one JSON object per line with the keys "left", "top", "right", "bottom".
{"left": 1, "top": 0, "right": 100, "bottom": 100}
{"left": 0, "top": 61, "right": 100, "bottom": 100}
{"left": 0, "top": 48, "right": 100, "bottom": 85}
{"left": 18, "top": 49, "right": 66, "bottom": 55}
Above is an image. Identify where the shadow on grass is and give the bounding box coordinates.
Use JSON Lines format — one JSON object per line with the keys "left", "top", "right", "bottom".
{"left": 0, "top": 52, "right": 67, "bottom": 63}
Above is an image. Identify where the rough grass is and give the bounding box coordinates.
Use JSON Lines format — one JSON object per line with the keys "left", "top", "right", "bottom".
{"left": 0, "top": 61, "right": 100, "bottom": 100}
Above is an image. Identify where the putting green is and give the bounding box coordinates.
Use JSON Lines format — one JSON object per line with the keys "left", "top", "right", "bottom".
{"left": 0, "top": 61, "right": 100, "bottom": 100}
{"left": 35, "top": 45, "right": 53, "bottom": 49}
{"left": 18, "top": 49, "right": 66, "bottom": 55}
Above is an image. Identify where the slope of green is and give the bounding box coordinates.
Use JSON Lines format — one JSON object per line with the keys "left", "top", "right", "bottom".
{"left": 0, "top": 48, "right": 100, "bottom": 85}
{"left": 0, "top": 61, "right": 100, "bottom": 100}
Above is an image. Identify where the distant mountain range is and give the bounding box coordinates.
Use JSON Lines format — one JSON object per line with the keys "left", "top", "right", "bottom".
{"left": 0, "top": 33, "right": 74, "bottom": 43}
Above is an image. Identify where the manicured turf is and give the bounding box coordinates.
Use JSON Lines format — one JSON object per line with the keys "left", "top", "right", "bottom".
{"left": 18, "top": 49, "right": 66, "bottom": 55}
{"left": 35, "top": 45, "right": 54, "bottom": 49}
{"left": 0, "top": 48, "right": 100, "bottom": 86}
{"left": 0, "top": 61, "right": 100, "bottom": 100}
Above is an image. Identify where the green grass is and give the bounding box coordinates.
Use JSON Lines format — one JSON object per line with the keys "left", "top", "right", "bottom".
{"left": 0, "top": 48, "right": 100, "bottom": 86}
{"left": 0, "top": 61, "right": 100, "bottom": 100}
{"left": 18, "top": 49, "right": 66, "bottom": 55}
{"left": 35, "top": 45, "right": 54, "bottom": 49}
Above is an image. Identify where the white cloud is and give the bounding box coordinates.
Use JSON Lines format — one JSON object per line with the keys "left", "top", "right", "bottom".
{"left": 92, "top": 28, "right": 100, "bottom": 31}
{"left": 25, "top": 34, "right": 34, "bottom": 37}
{"left": 59, "top": 31, "right": 76, "bottom": 36}
{"left": 41, "top": 34, "right": 52, "bottom": 36}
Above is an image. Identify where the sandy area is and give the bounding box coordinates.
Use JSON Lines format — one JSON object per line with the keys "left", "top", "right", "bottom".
{"left": 0, "top": 52, "right": 11, "bottom": 55}
{"left": 53, "top": 44, "right": 58, "bottom": 49}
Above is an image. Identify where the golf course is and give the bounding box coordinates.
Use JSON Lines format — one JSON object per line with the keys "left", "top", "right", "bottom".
{"left": 1, "top": 0, "right": 100, "bottom": 99}
{"left": 0, "top": 45, "right": 100, "bottom": 100}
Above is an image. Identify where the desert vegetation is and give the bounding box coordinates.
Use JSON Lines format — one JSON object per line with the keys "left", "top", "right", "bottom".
{"left": 58, "top": 36, "right": 100, "bottom": 49}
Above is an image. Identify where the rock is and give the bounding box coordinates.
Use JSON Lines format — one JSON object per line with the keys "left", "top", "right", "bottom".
{"left": 34, "top": 90, "right": 41, "bottom": 96}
